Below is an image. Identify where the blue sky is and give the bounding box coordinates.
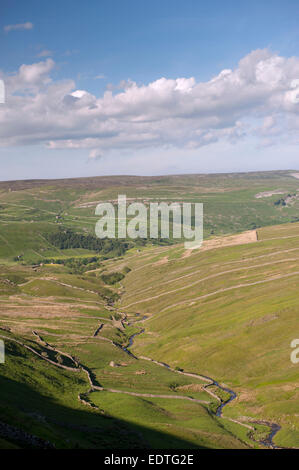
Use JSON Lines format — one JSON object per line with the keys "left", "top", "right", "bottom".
{"left": 0, "top": 0, "right": 299, "bottom": 180}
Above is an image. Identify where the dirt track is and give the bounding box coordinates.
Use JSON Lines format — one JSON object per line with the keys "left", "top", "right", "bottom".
{"left": 160, "top": 270, "right": 299, "bottom": 312}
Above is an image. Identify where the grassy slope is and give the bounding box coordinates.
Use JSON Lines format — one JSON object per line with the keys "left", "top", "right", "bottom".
{"left": 0, "top": 170, "right": 299, "bottom": 263}
{"left": 0, "top": 266, "right": 251, "bottom": 448}
{"left": 1, "top": 334, "right": 196, "bottom": 449}
{"left": 0, "top": 310, "right": 249, "bottom": 449}
{"left": 118, "top": 222, "right": 299, "bottom": 448}
{"left": 0, "top": 171, "right": 298, "bottom": 449}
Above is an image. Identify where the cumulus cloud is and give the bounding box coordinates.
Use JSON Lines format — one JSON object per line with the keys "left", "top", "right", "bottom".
{"left": 5, "top": 58, "right": 55, "bottom": 94}
{"left": 1, "top": 49, "right": 299, "bottom": 155}
{"left": 4, "top": 22, "right": 33, "bottom": 32}
{"left": 18, "top": 58, "right": 54, "bottom": 84}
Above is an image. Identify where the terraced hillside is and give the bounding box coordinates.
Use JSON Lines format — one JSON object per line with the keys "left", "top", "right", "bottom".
{"left": 0, "top": 172, "right": 298, "bottom": 449}
{"left": 0, "top": 222, "right": 298, "bottom": 448}
{"left": 0, "top": 267, "right": 252, "bottom": 449}
{"left": 114, "top": 222, "right": 299, "bottom": 448}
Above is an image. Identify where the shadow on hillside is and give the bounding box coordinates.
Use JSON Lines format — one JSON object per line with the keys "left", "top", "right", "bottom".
{"left": 0, "top": 375, "right": 209, "bottom": 449}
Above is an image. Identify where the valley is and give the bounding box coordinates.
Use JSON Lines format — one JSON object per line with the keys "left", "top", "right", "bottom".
{"left": 0, "top": 171, "right": 298, "bottom": 449}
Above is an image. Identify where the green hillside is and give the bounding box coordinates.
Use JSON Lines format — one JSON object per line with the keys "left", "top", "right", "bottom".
{"left": 0, "top": 171, "right": 298, "bottom": 449}
{"left": 117, "top": 222, "right": 299, "bottom": 448}
{"left": 1, "top": 170, "right": 299, "bottom": 263}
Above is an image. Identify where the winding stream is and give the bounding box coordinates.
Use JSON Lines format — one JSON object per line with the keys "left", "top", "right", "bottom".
{"left": 123, "top": 324, "right": 281, "bottom": 449}
{"left": 1, "top": 320, "right": 282, "bottom": 449}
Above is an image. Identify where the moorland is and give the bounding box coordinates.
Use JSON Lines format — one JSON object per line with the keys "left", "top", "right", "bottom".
{"left": 0, "top": 170, "right": 298, "bottom": 449}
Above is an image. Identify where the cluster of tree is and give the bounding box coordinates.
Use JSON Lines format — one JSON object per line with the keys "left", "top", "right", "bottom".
{"left": 35, "top": 256, "right": 101, "bottom": 274}
{"left": 274, "top": 193, "right": 296, "bottom": 207}
{"left": 149, "top": 237, "right": 174, "bottom": 246}
{"left": 101, "top": 272, "right": 125, "bottom": 285}
{"left": 47, "top": 228, "right": 132, "bottom": 255}
{"left": 274, "top": 198, "right": 286, "bottom": 206}
{"left": 99, "top": 286, "right": 120, "bottom": 304}
{"left": 248, "top": 222, "right": 260, "bottom": 229}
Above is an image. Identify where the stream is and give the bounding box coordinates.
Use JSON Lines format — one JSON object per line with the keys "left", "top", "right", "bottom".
{"left": 123, "top": 324, "right": 281, "bottom": 449}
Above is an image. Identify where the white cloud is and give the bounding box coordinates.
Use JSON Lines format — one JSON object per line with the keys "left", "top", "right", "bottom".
{"left": 1, "top": 50, "right": 299, "bottom": 157}
{"left": 36, "top": 49, "right": 53, "bottom": 58}
{"left": 18, "top": 58, "right": 54, "bottom": 84}
{"left": 71, "top": 90, "right": 88, "bottom": 99}
{"left": 5, "top": 58, "right": 55, "bottom": 94}
{"left": 4, "top": 22, "right": 33, "bottom": 33}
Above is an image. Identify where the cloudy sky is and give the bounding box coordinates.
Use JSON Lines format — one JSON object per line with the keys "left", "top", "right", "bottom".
{"left": 1, "top": 0, "right": 299, "bottom": 180}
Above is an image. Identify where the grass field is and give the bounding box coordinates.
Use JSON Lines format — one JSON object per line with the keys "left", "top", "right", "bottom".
{"left": 0, "top": 171, "right": 298, "bottom": 448}
{"left": 116, "top": 222, "right": 299, "bottom": 448}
